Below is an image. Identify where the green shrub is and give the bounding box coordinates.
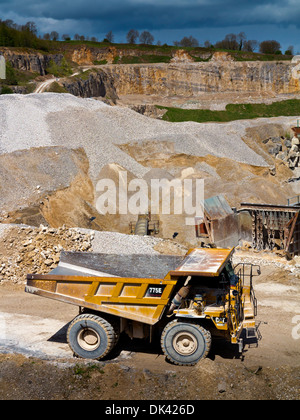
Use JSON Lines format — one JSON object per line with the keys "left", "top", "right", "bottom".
{"left": 46, "top": 81, "right": 68, "bottom": 93}
{"left": 0, "top": 85, "right": 13, "bottom": 94}
{"left": 5, "top": 62, "right": 18, "bottom": 85}
{"left": 93, "top": 60, "right": 108, "bottom": 65}
{"left": 46, "top": 57, "right": 72, "bottom": 77}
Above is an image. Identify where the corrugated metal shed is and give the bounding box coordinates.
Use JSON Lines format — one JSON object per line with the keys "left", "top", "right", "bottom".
{"left": 204, "top": 195, "right": 233, "bottom": 220}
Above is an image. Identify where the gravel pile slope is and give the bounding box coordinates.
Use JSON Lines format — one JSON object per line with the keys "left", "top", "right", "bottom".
{"left": 0, "top": 93, "right": 287, "bottom": 183}
{"left": 90, "top": 230, "right": 162, "bottom": 254}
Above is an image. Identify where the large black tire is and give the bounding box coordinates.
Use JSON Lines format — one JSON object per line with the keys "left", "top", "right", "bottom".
{"left": 67, "top": 313, "right": 118, "bottom": 360}
{"left": 161, "top": 320, "right": 211, "bottom": 366}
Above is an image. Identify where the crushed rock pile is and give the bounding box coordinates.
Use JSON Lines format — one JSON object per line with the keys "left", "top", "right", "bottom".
{"left": 0, "top": 93, "right": 274, "bottom": 184}
{"left": 0, "top": 225, "right": 93, "bottom": 284}
{"left": 233, "top": 245, "right": 300, "bottom": 275}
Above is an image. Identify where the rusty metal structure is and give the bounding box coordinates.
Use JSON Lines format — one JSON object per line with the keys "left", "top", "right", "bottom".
{"left": 25, "top": 248, "right": 258, "bottom": 366}
{"left": 129, "top": 213, "right": 159, "bottom": 236}
{"left": 193, "top": 192, "right": 300, "bottom": 256}
{"left": 291, "top": 126, "right": 300, "bottom": 138}
{"left": 240, "top": 202, "right": 300, "bottom": 256}
{"left": 195, "top": 195, "right": 239, "bottom": 248}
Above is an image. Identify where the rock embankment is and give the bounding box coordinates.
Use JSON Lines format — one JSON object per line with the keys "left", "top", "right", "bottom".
{"left": 0, "top": 47, "right": 63, "bottom": 76}
{"left": 266, "top": 134, "right": 300, "bottom": 170}
{"left": 0, "top": 225, "right": 93, "bottom": 284}
{"left": 62, "top": 70, "right": 118, "bottom": 103}
{"left": 100, "top": 61, "right": 299, "bottom": 97}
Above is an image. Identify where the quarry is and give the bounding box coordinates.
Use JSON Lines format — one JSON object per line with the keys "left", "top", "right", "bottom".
{"left": 0, "top": 45, "right": 300, "bottom": 400}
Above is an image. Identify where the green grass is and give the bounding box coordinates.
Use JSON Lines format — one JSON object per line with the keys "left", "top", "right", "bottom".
{"left": 73, "top": 363, "right": 104, "bottom": 378}
{"left": 46, "top": 81, "right": 68, "bottom": 93}
{"left": 93, "top": 59, "right": 108, "bottom": 65}
{"left": 159, "top": 99, "right": 300, "bottom": 123}
{"left": 0, "top": 85, "right": 13, "bottom": 94}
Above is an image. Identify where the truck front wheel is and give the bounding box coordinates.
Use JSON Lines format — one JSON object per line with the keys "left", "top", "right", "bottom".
{"left": 161, "top": 320, "right": 211, "bottom": 366}
{"left": 67, "top": 313, "right": 118, "bottom": 360}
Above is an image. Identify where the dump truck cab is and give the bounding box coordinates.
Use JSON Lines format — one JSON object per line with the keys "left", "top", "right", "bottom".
{"left": 25, "top": 247, "right": 258, "bottom": 366}
{"left": 163, "top": 248, "right": 258, "bottom": 364}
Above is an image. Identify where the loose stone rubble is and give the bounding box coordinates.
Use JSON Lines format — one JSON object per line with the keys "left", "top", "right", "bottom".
{"left": 265, "top": 134, "right": 300, "bottom": 170}
{"left": 0, "top": 225, "right": 93, "bottom": 284}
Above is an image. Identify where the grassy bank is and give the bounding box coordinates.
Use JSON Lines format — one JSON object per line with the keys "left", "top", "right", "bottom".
{"left": 159, "top": 99, "right": 300, "bottom": 123}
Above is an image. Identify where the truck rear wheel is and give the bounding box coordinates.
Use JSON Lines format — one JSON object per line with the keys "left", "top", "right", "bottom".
{"left": 67, "top": 313, "right": 118, "bottom": 360}
{"left": 161, "top": 320, "right": 211, "bottom": 366}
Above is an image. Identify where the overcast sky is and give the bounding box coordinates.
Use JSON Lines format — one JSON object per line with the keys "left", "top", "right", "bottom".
{"left": 1, "top": 0, "right": 300, "bottom": 52}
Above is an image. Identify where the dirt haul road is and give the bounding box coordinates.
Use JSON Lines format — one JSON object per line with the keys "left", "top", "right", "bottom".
{"left": 0, "top": 262, "right": 299, "bottom": 400}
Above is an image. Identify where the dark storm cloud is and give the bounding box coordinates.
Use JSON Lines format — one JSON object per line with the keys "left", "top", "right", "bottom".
{"left": 1, "top": 0, "right": 300, "bottom": 32}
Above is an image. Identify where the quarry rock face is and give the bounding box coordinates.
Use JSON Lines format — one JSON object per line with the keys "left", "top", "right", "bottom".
{"left": 70, "top": 46, "right": 179, "bottom": 65}
{"left": 71, "top": 46, "right": 118, "bottom": 65}
{"left": 0, "top": 146, "right": 101, "bottom": 230}
{"left": 210, "top": 51, "right": 235, "bottom": 62}
{"left": 0, "top": 47, "right": 63, "bottom": 76}
{"left": 2, "top": 46, "right": 300, "bottom": 98}
{"left": 62, "top": 70, "right": 118, "bottom": 103}
{"left": 67, "top": 47, "right": 300, "bottom": 97}
{"left": 170, "top": 49, "right": 195, "bottom": 63}
{"left": 100, "top": 61, "right": 300, "bottom": 96}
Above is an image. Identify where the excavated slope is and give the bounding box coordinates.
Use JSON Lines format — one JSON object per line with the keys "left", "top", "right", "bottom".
{"left": 0, "top": 93, "right": 269, "bottom": 173}
{"left": 0, "top": 93, "right": 298, "bottom": 239}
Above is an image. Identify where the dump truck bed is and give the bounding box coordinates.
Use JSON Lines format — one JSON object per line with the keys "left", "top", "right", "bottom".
{"left": 25, "top": 248, "right": 236, "bottom": 326}
{"left": 26, "top": 252, "right": 184, "bottom": 325}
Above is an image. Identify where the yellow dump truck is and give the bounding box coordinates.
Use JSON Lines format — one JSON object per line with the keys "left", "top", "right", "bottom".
{"left": 25, "top": 248, "right": 258, "bottom": 366}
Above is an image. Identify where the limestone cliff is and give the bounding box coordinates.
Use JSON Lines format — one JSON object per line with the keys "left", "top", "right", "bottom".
{"left": 100, "top": 61, "right": 300, "bottom": 96}
{"left": 70, "top": 45, "right": 182, "bottom": 65}
{"left": 71, "top": 46, "right": 118, "bottom": 65}
{"left": 2, "top": 45, "right": 299, "bottom": 98}
{"left": 62, "top": 70, "right": 118, "bottom": 103}
{"left": 0, "top": 47, "right": 63, "bottom": 75}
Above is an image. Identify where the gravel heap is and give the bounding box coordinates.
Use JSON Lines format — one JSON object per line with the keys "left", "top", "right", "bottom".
{"left": 90, "top": 230, "right": 162, "bottom": 254}
{"left": 0, "top": 93, "right": 281, "bottom": 184}
{"left": 0, "top": 225, "right": 93, "bottom": 284}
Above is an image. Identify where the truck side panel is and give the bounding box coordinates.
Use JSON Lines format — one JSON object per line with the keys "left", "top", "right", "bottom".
{"left": 26, "top": 274, "right": 177, "bottom": 325}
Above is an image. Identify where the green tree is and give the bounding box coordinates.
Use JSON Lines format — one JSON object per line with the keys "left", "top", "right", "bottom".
{"left": 50, "top": 31, "right": 59, "bottom": 41}
{"left": 259, "top": 40, "right": 281, "bottom": 54}
{"left": 5, "top": 62, "right": 18, "bottom": 85}
{"left": 126, "top": 29, "right": 139, "bottom": 44}
{"left": 178, "top": 36, "right": 199, "bottom": 47}
{"left": 139, "top": 30, "right": 154, "bottom": 45}
{"left": 105, "top": 31, "right": 114, "bottom": 43}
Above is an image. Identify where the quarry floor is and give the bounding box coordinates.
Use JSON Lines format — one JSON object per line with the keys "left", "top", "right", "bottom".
{"left": 116, "top": 91, "right": 300, "bottom": 110}
{"left": 0, "top": 261, "right": 299, "bottom": 400}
